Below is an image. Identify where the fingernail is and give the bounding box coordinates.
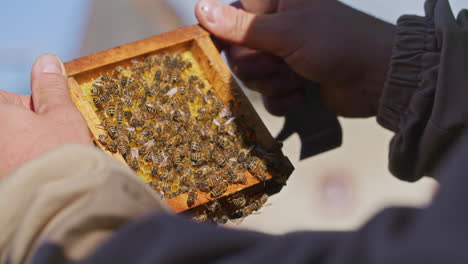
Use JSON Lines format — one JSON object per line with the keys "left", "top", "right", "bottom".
{"left": 35, "top": 54, "right": 65, "bottom": 75}
{"left": 199, "top": 0, "right": 217, "bottom": 24}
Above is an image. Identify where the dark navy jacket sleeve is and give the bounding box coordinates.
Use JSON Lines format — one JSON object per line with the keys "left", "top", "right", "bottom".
{"left": 61, "top": 136, "right": 468, "bottom": 263}
{"left": 377, "top": 0, "right": 468, "bottom": 182}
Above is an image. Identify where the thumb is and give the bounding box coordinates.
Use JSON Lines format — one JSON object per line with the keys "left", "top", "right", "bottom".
{"left": 195, "top": 0, "right": 301, "bottom": 58}
{"left": 31, "top": 54, "right": 71, "bottom": 115}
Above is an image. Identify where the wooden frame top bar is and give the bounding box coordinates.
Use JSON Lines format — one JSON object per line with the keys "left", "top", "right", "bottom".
{"left": 65, "top": 25, "right": 208, "bottom": 76}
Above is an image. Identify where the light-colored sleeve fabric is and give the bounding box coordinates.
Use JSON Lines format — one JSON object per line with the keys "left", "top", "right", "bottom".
{"left": 0, "top": 144, "right": 170, "bottom": 264}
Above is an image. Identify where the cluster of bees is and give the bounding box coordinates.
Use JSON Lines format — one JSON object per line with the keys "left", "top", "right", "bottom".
{"left": 85, "top": 53, "right": 270, "bottom": 223}
{"left": 192, "top": 193, "right": 270, "bottom": 224}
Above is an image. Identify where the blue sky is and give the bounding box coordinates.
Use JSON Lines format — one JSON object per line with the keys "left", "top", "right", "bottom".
{"left": 1, "top": 0, "right": 91, "bottom": 94}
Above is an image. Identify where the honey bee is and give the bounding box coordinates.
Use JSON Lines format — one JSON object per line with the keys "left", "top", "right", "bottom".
{"left": 234, "top": 194, "right": 268, "bottom": 218}
{"left": 212, "top": 173, "right": 224, "bottom": 185}
{"left": 101, "top": 118, "right": 118, "bottom": 139}
{"left": 130, "top": 115, "right": 144, "bottom": 128}
{"left": 145, "top": 85, "right": 156, "bottom": 97}
{"left": 197, "top": 180, "right": 211, "bottom": 192}
{"left": 210, "top": 181, "right": 228, "bottom": 198}
{"left": 120, "top": 76, "right": 128, "bottom": 87}
{"left": 236, "top": 203, "right": 256, "bottom": 218}
{"left": 149, "top": 180, "right": 158, "bottom": 190}
{"left": 198, "top": 107, "right": 207, "bottom": 114}
{"left": 175, "top": 164, "right": 185, "bottom": 174}
{"left": 247, "top": 157, "right": 267, "bottom": 181}
{"left": 101, "top": 75, "right": 110, "bottom": 82}
{"left": 93, "top": 80, "right": 105, "bottom": 88}
{"left": 161, "top": 182, "right": 171, "bottom": 193}
{"left": 128, "top": 148, "right": 140, "bottom": 171}
{"left": 154, "top": 70, "right": 162, "bottom": 82}
{"left": 188, "top": 75, "right": 198, "bottom": 83}
{"left": 172, "top": 110, "right": 185, "bottom": 123}
{"left": 128, "top": 76, "right": 136, "bottom": 85}
{"left": 138, "top": 144, "right": 151, "bottom": 156}
{"left": 116, "top": 65, "right": 124, "bottom": 73}
{"left": 192, "top": 213, "right": 208, "bottom": 223}
{"left": 116, "top": 104, "right": 124, "bottom": 125}
{"left": 92, "top": 97, "right": 103, "bottom": 109}
{"left": 190, "top": 152, "right": 205, "bottom": 166}
{"left": 97, "top": 134, "right": 117, "bottom": 153}
{"left": 106, "top": 102, "right": 117, "bottom": 117}
{"left": 206, "top": 200, "right": 221, "bottom": 213}
{"left": 91, "top": 86, "right": 104, "bottom": 96}
{"left": 179, "top": 174, "right": 191, "bottom": 186}
{"left": 187, "top": 191, "right": 197, "bottom": 207}
{"left": 151, "top": 166, "right": 158, "bottom": 178}
{"left": 190, "top": 140, "right": 201, "bottom": 152}
{"left": 162, "top": 71, "right": 171, "bottom": 83}
{"left": 172, "top": 150, "right": 183, "bottom": 166}
{"left": 214, "top": 99, "right": 223, "bottom": 112}
{"left": 195, "top": 115, "right": 205, "bottom": 122}
{"left": 215, "top": 136, "right": 230, "bottom": 150}
{"left": 214, "top": 215, "right": 229, "bottom": 225}
{"left": 170, "top": 98, "right": 180, "bottom": 109}
{"left": 99, "top": 93, "right": 112, "bottom": 103}
{"left": 253, "top": 194, "right": 269, "bottom": 210}
{"left": 219, "top": 108, "right": 233, "bottom": 119}
{"left": 116, "top": 138, "right": 129, "bottom": 156}
{"left": 228, "top": 194, "right": 247, "bottom": 208}
{"left": 196, "top": 165, "right": 213, "bottom": 178}
{"left": 188, "top": 90, "right": 196, "bottom": 102}
{"left": 157, "top": 149, "right": 169, "bottom": 166}
{"left": 158, "top": 173, "right": 169, "bottom": 182}
{"left": 172, "top": 72, "right": 181, "bottom": 83}
{"left": 237, "top": 147, "right": 252, "bottom": 163}
{"left": 131, "top": 63, "right": 142, "bottom": 73}
{"left": 225, "top": 122, "right": 240, "bottom": 137}
{"left": 141, "top": 102, "right": 154, "bottom": 114}
{"left": 178, "top": 185, "right": 189, "bottom": 195}
{"left": 105, "top": 84, "right": 116, "bottom": 95}
{"left": 163, "top": 55, "right": 172, "bottom": 66}
{"left": 123, "top": 111, "right": 132, "bottom": 121}
{"left": 170, "top": 134, "right": 184, "bottom": 147}
{"left": 179, "top": 84, "right": 187, "bottom": 96}
{"left": 142, "top": 129, "right": 153, "bottom": 138}
{"left": 121, "top": 96, "right": 133, "bottom": 107}
{"left": 144, "top": 150, "right": 155, "bottom": 163}
{"left": 225, "top": 171, "right": 247, "bottom": 185}
{"left": 144, "top": 56, "right": 153, "bottom": 67}
{"left": 211, "top": 150, "right": 227, "bottom": 167}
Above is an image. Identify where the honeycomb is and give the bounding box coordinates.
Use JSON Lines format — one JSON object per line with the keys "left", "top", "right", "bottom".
{"left": 80, "top": 52, "right": 270, "bottom": 223}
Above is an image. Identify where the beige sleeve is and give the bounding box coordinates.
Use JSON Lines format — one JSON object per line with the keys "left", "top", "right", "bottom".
{"left": 0, "top": 144, "right": 170, "bottom": 264}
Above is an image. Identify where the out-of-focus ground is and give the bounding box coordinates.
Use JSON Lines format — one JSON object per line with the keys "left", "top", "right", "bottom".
{"left": 3, "top": 0, "right": 466, "bottom": 234}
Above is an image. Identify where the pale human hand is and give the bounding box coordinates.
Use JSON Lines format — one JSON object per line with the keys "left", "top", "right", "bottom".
{"left": 196, "top": 0, "right": 395, "bottom": 117}
{"left": 0, "top": 54, "right": 92, "bottom": 179}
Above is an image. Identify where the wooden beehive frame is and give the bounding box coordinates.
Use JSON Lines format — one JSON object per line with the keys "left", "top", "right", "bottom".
{"left": 65, "top": 25, "right": 294, "bottom": 214}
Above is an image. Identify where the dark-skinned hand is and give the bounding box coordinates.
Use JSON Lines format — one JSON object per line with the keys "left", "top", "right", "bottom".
{"left": 195, "top": 0, "right": 395, "bottom": 117}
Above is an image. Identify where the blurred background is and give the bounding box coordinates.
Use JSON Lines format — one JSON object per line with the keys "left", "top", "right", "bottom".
{"left": 3, "top": 0, "right": 466, "bottom": 233}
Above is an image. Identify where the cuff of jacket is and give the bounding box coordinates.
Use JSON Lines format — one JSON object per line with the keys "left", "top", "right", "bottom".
{"left": 377, "top": 15, "right": 436, "bottom": 132}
